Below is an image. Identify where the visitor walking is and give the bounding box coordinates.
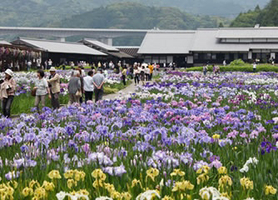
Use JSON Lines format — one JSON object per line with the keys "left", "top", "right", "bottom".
{"left": 215, "top": 65, "right": 220, "bottom": 74}
{"left": 109, "top": 61, "right": 114, "bottom": 69}
{"left": 77, "top": 68, "right": 84, "bottom": 104}
{"left": 0, "top": 69, "right": 16, "bottom": 117}
{"left": 122, "top": 66, "right": 127, "bottom": 85}
{"left": 48, "top": 59, "right": 52, "bottom": 69}
{"left": 134, "top": 66, "right": 140, "bottom": 86}
{"left": 34, "top": 70, "right": 51, "bottom": 113}
{"left": 253, "top": 61, "right": 257, "bottom": 72}
{"left": 149, "top": 64, "right": 154, "bottom": 80}
{"left": 203, "top": 65, "right": 208, "bottom": 76}
{"left": 144, "top": 66, "right": 150, "bottom": 81}
{"left": 92, "top": 69, "right": 105, "bottom": 102}
{"left": 27, "top": 60, "right": 32, "bottom": 71}
{"left": 129, "top": 65, "right": 134, "bottom": 79}
{"left": 83, "top": 71, "right": 94, "bottom": 103}
{"left": 68, "top": 71, "right": 81, "bottom": 104}
{"left": 140, "top": 66, "right": 145, "bottom": 85}
{"left": 48, "top": 67, "right": 60, "bottom": 109}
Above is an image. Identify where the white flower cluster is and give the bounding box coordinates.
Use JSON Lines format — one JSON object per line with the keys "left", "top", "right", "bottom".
{"left": 199, "top": 186, "right": 229, "bottom": 200}
{"left": 105, "top": 78, "right": 120, "bottom": 85}
{"left": 239, "top": 157, "right": 259, "bottom": 173}
{"left": 56, "top": 191, "right": 89, "bottom": 200}
{"left": 95, "top": 197, "right": 113, "bottom": 200}
{"left": 136, "top": 190, "right": 160, "bottom": 200}
{"left": 245, "top": 78, "right": 278, "bottom": 85}
{"left": 272, "top": 117, "right": 278, "bottom": 124}
{"left": 243, "top": 90, "right": 257, "bottom": 104}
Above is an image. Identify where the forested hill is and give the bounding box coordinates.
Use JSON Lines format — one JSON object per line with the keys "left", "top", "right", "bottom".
{"left": 49, "top": 3, "right": 221, "bottom": 30}
{"left": 231, "top": 0, "right": 278, "bottom": 27}
{"left": 0, "top": 0, "right": 269, "bottom": 27}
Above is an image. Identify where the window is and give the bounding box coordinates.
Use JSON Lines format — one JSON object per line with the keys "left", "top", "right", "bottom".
{"left": 194, "top": 53, "right": 199, "bottom": 59}
{"left": 144, "top": 56, "right": 151, "bottom": 63}
{"left": 267, "top": 38, "right": 278, "bottom": 42}
{"left": 239, "top": 38, "right": 252, "bottom": 43}
{"left": 160, "top": 56, "right": 166, "bottom": 63}
{"left": 167, "top": 56, "right": 173, "bottom": 63}
{"left": 243, "top": 53, "right": 248, "bottom": 60}
{"left": 204, "top": 53, "right": 211, "bottom": 60}
{"left": 153, "top": 56, "right": 159, "bottom": 64}
{"left": 226, "top": 38, "right": 239, "bottom": 43}
{"left": 253, "top": 38, "right": 267, "bottom": 43}
{"left": 212, "top": 54, "right": 217, "bottom": 60}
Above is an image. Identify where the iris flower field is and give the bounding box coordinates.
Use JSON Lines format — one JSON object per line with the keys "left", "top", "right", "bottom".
{"left": 0, "top": 71, "right": 278, "bottom": 200}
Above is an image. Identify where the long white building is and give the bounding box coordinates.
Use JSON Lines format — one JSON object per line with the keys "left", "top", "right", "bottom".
{"left": 138, "top": 27, "right": 278, "bottom": 66}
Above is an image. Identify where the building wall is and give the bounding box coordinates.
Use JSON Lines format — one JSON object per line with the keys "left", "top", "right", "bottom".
{"left": 142, "top": 51, "right": 278, "bottom": 67}
{"left": 42, "top": 52, "right": 106, "bottom": 67}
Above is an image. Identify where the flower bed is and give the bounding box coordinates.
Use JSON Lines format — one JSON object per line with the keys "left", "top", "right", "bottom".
{"left": 0, "top": 72, "right": 277, "bottom": 199}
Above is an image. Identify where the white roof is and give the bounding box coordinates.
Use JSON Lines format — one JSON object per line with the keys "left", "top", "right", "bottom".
{"left": 138, "top": 31, "right": 195, "bottom": 54}
{"left": 17, "top": 38, "right": 106, "bottom": 56}
{"left": 82, "top": 39, "right": 119, "bottom": 52}
{"left": 191, "top": 30, "right": 250, "bottom": 52}
{"left": 139, "top": 29, "right": 278, "bottom": 54}
{"left": 216, "top": 27, "right": 278, "bottom": 39}
{"left": 0, "top": 40, "right": 11, "bottom": 45}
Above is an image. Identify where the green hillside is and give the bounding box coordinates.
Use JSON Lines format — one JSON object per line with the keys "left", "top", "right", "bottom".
{"left": 0, "top": 0, "right": 269, "bottom": 27}
{"left": 53, "top": 3, "right": 220, "bottom": 30}
{"left": 47, "top": 2, "right": 226, "bottom": 45}
{"left": 231, "top": 0, "right": 278, "bottom": 27}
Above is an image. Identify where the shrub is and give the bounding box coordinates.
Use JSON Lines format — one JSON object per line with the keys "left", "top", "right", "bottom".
{"left": 230, "top": 59, "right": 245, "bottom": 66}
{"left": 187, "top": 64, "right": 278, "bottom": 72}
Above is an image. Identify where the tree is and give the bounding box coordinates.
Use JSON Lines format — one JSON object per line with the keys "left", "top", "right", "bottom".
{"left": 231, "top": 0, "right": 278, "bottom": 27}
{"left": 255, "top": 5, "right": 261, "bottom": 12}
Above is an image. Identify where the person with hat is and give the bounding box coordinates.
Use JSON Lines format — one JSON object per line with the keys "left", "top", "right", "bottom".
{"left": 48, "top": 67, "right": 60, "bottom": 109}
{"left": 0, "top": 69, "right": 16, "bottom": 117}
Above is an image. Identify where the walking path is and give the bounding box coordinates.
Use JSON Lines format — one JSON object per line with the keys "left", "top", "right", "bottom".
{"left": 104, "top": 82, "right": 138, "bottom": 100}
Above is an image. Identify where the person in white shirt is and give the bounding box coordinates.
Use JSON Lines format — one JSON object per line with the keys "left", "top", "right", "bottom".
{"left": 109, "top": 61, "right": 114, "bottom": 69}
{"left": 48, "top": 59, "right": 52, "bottom": 69}
{"left": 83, "top": 71, "right": 94, "bottom": 103}
{"left": 253, "top": 61, "right": 257, "bottom": 72}
{"left": 27, "top": 60, "right": 32, "bottom": 71}
{"left": 133, "top": 66, "right": 140, "bottom": 85}
{"left": 223, "top": 60, "right": 226, "bottom": 66}
{"left": 144, "top": 66, "right": 150, "bottom": 81}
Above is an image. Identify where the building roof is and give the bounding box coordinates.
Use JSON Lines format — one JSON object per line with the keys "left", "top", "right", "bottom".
{"left": 0, "top": 40, "right": 11, "bottom": 45}
{"left": 82, "top": 39, "right": 119, "bottom": 52}
{"left": 108, "top": 51, "right": 133, "bottom": 58}
{"left": 138, "top": 31, "right": 195, "bottom": 54}
{"left": 139, "top": 28, "right": 278, "bottom": 54}
{"left": 191, "top": 30, "right": 250, "bottom": 52}
{"left": 116, "top": 46, "right": 140, "bottom": 57}
{"left": 12, "top": 38, "right": 106, "bottom": 56}
{"left": 216, "top": 27, "right": 278, "bottom": 39}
